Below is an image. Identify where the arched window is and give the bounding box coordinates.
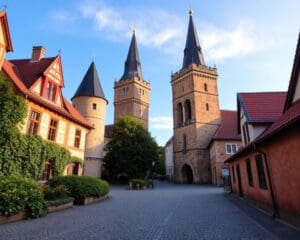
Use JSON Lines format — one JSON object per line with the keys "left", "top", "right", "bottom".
{"left": 177, "top": 103, "right": 183, "bottom": 126}
{"left": 204, "top": 83, "right": 208, "bottom": 92}
{"left": 184, "top": 100, "right": 192, "bottom": 123}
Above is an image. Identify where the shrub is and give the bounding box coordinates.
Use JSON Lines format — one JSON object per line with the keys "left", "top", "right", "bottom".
{"left": 0, "top": 177, "right": 46, "bottom": 218}
{"left": 42, "top": 184, "right": 70, "bottom": 200}
{"left": 129, "top": 179, "right": 153, "bottom": 189}
{"left": 49, "top": 176, "right": 109, "bottom": 204}
{"left": 46, "top": 197, "right": 75, "bottom": 207}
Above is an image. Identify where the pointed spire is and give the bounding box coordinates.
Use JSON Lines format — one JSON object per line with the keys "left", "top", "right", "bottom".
{"left": 120, "top": 32, "right": 143, "bottom": 81}
{"left": 72, "top": 61, "right": 107, "bottom": 102}
{"left": 182, "top": 10, "right": 205, "bottom": 68}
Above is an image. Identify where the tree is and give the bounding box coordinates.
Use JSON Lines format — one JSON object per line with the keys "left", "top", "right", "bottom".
{"left": 154, "top": 146, "right": 165, "bottom": 176}
{"left": 103, "top": 116, "right": 159, "bottom": 180}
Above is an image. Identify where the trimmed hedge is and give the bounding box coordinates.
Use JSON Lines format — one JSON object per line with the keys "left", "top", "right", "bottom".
{"left": 46, "top": 197, "right": 75, "bottom": 207}
{"left": 42, "top": 184, "right": 70, "bottom": 200}
{"left": 0, "top": 177, "right": 46, "bottom": 218}
{"left": 49, "top": 176, "right": 109, "bottom": 204}
{"left": 129, "top": 179, "right": 153, "bottom": 189}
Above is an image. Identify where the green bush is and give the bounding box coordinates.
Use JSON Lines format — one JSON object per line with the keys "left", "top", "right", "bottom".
{"left": 46, "top": 197, "right": 74, "bottom": 207}
{"left": 0, "top": 177, "right": 46, "bottom": 218}
{"left": 42, "top": 184, "right": 70, "bottom": 200}
{"left": 129, "top": 179, "right": 153, "bottom": 189}
{"left": 49, "top": 176, "right": 109, "bottom": 204}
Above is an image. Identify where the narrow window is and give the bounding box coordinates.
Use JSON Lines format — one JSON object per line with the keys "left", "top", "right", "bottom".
{"left": 204, "top": 83, "right": 208, "bottom": 92}
{"left": 48, "top": 119, "right": 58, "bottom": 141}
{"left": 27, "top": 110, "right": 40, "bottom": 135}
{"left": 226, "top": 144, "right": 238, "bottom": 154}
{"left": 184, "top": 100, "right": 192, "bottom": 123}
{"left": 41, "top": 159, "right": 55, "bottom": 180}
{"left": 45, "top": 82, "right": 56, "bottom": 101}
{"left": 255, "top": 154, "right": 267, "bottom": 189}
{"left": 232, "top": 144, "right": 237, "bottom": 153}
{"left": 177, "top": 102, "right": 183, "bottom": 126}
{"left": 246, "top": 159, "right": 253, "bottom": 187}
{"left": 226, "top": 144, "right": 232, "bottom": 154}
{"left": 231, "top": 165, "right": 236, "bottom": 184}
{"left": 206, "top": 103, "right": 209, "bottom": 111}
{"left": 92, "top": 103, "right": 97, "bottom": 110}
{"left": 74, "top": 129, "right": 81, "bottom": 148}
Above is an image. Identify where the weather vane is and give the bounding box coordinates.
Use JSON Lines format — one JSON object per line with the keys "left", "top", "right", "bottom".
{"left": 187, "top": 0, "right": 193, "bottom": 15}
{"left": 92, "top": 52, "right": 96, "bottom": 62}
{"left": 58, "top": 49, "right": 61, "bottom": 56}
{"left": 3, "top": 4, "right": 7, "bottom": 11}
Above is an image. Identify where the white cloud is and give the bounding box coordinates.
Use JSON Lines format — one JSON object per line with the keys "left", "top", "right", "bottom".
{"left": 201, "top": 21, "right": 257, "bottom": 61}
{"left": 150, "top": 116, "right": 173, "bottom": 129}
{"left": 50, "top": 10, "right": 76, "bottom": 23}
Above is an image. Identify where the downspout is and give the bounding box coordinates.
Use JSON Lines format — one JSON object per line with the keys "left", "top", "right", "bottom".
{"left": 253, "top": 144, "right": 279, "bottom": 218}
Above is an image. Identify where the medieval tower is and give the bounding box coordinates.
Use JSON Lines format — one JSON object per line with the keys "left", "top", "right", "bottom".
{"left": 114, "top": 31, "right": 150, "bottom": 128}
{"left": 72, "top": 62, "right": 107, "bottom": 178}
{"left": 171, "top": 10, "right": 221, "bottom": 183}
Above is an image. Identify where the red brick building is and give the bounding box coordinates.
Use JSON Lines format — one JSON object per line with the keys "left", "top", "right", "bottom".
{"left": 227, "top": 33, "right": 300, "bottom": 227}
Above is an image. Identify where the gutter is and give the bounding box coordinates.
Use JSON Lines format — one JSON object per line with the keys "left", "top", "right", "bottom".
{"left": 253, "top": 144, "right": 279, "bottom": 219}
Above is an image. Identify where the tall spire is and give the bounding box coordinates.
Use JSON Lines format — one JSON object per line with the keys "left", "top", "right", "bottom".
{"left": 72, "top": 61, "right": 107, "bottom": 102}
{"left": 120, "top": 32, "right": 143, "bottom": 81}
{"left": 182, "top": 10, "right": 205, "bottom": 68}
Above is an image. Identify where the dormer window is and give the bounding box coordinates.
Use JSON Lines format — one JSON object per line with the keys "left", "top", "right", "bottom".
{"left": 45, "top": 82, "right": 56, "bottom": 101}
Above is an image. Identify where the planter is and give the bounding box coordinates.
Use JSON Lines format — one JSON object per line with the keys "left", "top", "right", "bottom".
{"left": 48, "top": 201, "right": 73, "bottom": 213}
{"left": 0, "top": 211, "right": 29, "bottom": 225}
{"left": 76, "top": 194, "right": 109, "bottom": 205}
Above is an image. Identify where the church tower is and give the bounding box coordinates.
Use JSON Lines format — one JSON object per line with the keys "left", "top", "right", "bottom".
{"left": 114, "top": 31, "right": 150, "bottom": 128}
{"left": 72, "top": 62, "right": 107, "bottom": 178}
{"left": 171, "top": 10, "right": 221, "bottom": 183}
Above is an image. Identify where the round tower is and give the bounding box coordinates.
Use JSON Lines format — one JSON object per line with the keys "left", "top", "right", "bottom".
{"left": 72, "top": 61, "right": 108, "bottom": 178}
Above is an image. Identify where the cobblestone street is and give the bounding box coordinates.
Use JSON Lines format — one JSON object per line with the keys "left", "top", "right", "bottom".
{"left": 0, "top": 181, "right": 299, "bottom": 240}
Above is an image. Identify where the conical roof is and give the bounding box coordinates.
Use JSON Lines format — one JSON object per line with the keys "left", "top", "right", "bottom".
{"left": 72, "top": 62, "right": 107, "bottom": 102}
{"left": 182, "top": 11, "right": 205, "bottom": 68}
{"left": 120, "top": 32, "right": 143, "bottom": 81}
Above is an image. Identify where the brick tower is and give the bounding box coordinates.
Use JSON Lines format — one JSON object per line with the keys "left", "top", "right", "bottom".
{"left": 114, "top": 31, "right": 150, "bottom": 128}
{"left": 72, "top": 62, "right": 107, "bottom": 178}
{"left": 171, "top": 10, "right": 221, "bottom": 183}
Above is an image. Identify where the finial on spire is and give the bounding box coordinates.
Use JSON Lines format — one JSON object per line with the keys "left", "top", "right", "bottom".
{"left": 92, "top": 52, "right": 96, "bottom": 62}
{"left": 3, "top": 4, "right": 7, "bottom": 11}
{"left": 130, "top": 23, "right": 136, "bottom": 34}
{"left": 58, "top": 49, "right": 61, "bottom": 56}
{"left": 189, "top": 8, "right": 193, "bottom": 16}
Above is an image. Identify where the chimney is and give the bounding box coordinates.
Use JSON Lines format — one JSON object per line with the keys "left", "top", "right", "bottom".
{"left": 31, "top": 46, "right": 45, "bottom": 62}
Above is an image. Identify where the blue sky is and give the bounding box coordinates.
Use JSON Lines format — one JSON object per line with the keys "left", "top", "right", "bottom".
{"left": 5, "top": 0, "right": 300, "bottom": 146}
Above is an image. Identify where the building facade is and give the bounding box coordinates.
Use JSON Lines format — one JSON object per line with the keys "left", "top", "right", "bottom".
{"left": 2, "top": 45, "right": 93, "bottom": 179}
{"left": 172, "top": 11, "right": 221, "bottom": 183}
{"left": 227, "top": 33, "right": 300, "bottom": 228}
{"left": 209, "top": 110, "right": 241, "bottom": 186}
{"left": 72, "top": 62, "right": 107, "bottom": 178}
{"left": 164, "top": 137, "right": 174, "bottom": 181}
{"left": 114, "top": 31, "right": 150, "bottom": 128}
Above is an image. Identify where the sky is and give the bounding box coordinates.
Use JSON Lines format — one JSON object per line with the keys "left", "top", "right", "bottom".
{"left": 5, "top": 0, "right": 300, "bottom": 146}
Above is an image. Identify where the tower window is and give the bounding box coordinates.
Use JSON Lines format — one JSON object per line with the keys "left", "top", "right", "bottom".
{"left": 45, "top": 82, "right": 57, "bottom": 101}
{"left": 206, "top": 103, "right": 209, "bottom": 111}
{"left": 93, "top": 103, "right": 97, "bottom": 110}
{"left": 177, "top": 102, "right": 183, "bottom": 127}
{"left": 204, "top": 83, "right": 208, "bottom": 92}
{"left": 74, "top": 129, "right": 81, "bottom": 148}
{"left": 184, "top": 100, "right": 192, "bottom": 124}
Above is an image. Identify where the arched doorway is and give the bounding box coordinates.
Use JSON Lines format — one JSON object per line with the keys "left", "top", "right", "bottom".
{"left": 181, "top": 164, "right": 194, "bottom": 184}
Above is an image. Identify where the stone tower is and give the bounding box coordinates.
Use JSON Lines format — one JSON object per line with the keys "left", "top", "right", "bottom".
{"left": 72, "top": 61, "right": 107, "bottom": 178}
{"left": 114, "top": 31, "right": 150, "bottom": 128}
{"left": 171, "top": 10, "right": 221, "bottom": 184}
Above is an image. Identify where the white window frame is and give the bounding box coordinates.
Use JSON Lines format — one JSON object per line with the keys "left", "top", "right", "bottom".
{"left": 226, "top": 143, "right": 238, "bottom": 155}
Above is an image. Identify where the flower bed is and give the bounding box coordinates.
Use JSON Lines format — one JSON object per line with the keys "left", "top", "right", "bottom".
{"left": 49, "top": 176, "right": 110, "bottom": 205}
{"left": 129, "top": 179, "right": 153, "bottom": 190}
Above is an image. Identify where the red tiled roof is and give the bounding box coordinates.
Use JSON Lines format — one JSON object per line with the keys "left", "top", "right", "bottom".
{"left": 0, "top": 11, "right": 13, "bottom": 52}
{"left": 213, "top": 110, "right": 241, "bottom": 140}
{"left": 9, "top": 57, "right": 55, "bottom": 88}
{"left": 2, "top": 59, "right": 93, "bottom": 129}
{"left": 238, "top": 92, "right": 287, "bottom": 124}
